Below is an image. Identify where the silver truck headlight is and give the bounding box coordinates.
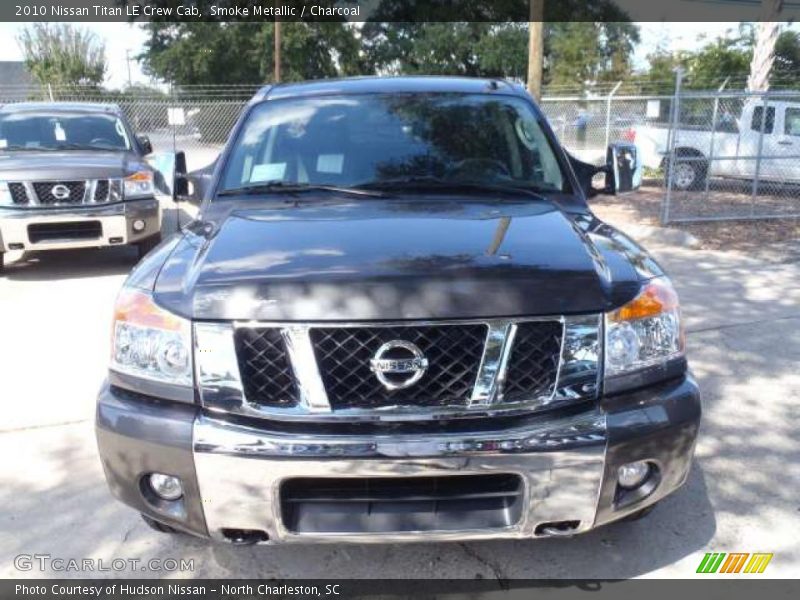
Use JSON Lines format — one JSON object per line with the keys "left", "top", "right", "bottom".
{"left": 110, "top": 288, "right": 193, "bottom": 386}
{"left": 604, "top": 277, "right": 684, "bottom": 376}
{"left": 0, "top": 182, "right": 13, "bottom": 205}
{"left": 123, "top": 171, "right": 155, "bottom": 199}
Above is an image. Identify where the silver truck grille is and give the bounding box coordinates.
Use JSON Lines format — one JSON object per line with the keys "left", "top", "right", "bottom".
{"left": 195, "top": 316, "right": 601, "bottom": 422}
{"left": 7, "top": 179, "right": 122, "bottom": 205}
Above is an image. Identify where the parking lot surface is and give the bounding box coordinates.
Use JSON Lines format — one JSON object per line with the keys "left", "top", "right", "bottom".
{"left": 1, "top": 211, "right": 798, "bottom": 579}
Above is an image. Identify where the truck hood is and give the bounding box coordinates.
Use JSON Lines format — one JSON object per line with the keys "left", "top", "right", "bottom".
{"left": 0, "top": 150, "right": 145, "bottom": 180}
{"left": 152, "top": 198, "right": 656, "bottom": 321}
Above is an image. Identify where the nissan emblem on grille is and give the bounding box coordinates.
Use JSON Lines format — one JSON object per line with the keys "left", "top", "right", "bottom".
{"left": 50, "top": 184, "right": 71, "bottom": 201}
{"left": 369, "top": 340, "right": 429, "bottom": 391}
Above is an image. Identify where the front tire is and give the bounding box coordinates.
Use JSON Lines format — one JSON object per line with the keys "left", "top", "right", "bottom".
{"left": 665, "top": 157, "right": 707, "bottom": 191}
{"left": 140, "top": 513, "right": 182, "bottom": 534}
{"left": 621, "top": 504, "right": 657, "bottom": 522}
{"left": 135, "top": 232, "right": 162, "bottom": 260}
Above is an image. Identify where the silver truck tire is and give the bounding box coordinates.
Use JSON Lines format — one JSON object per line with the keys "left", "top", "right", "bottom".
{"left": 664, "top": 157, "right": 707, "bottom": 191}
{"left": 140, "top": 513, "right": 182, "bottom": 534}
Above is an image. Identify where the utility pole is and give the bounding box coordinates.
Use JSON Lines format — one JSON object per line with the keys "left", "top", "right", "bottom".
{"left": 527, "top": 0, "right": 544, "bottom": 100}
{"left": 125, "top": 49, "right": 132, "bottom": 88}
{"left": 273, "top": 21, "right": 282, "bottom": 82}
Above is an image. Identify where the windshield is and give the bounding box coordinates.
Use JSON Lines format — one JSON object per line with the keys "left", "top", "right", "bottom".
{"left": 220, "top": 93, "right": 567, "bottom": 195}
{"left": 0, "top": 111, "right": 132, "bottom": 151}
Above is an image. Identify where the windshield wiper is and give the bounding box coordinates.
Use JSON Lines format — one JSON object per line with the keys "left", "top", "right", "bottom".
{"left": 1, "top": 145, "right": 58, "bottom": 151}
{"left": 358, "top": 176, "right": 548, "bottom": 199}
{"left": 51, "top": 143, "right": 122, "bottom": 151}
{"left": 218, "top": 180, "right": 387, "bottom": 198}
{"left": 0, "top": 144, "right": 121, "bottom": 152}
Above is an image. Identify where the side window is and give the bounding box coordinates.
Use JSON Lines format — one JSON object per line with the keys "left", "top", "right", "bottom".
{"left": 784, "top": 108, "right": 800, "bottom": 136}
{"left": 751, "top": 106, "right": 775, "bottom": 134}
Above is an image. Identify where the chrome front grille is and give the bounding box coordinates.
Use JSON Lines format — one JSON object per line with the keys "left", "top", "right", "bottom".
{"left": 8, "top": 183, "right": 28, "bottom": 205}
{"left": 33, "top": 180, "right": 87, "bottom": 204}
{"left": 235, "top": 327, "right": 298, "bottom": 408}
{"left": 310, "top": 324, "right": 487, "bottom": 410}
{"left": 502, "top": 322, "right": 563, "bottom": 401}
{"left": 5, "top": 179, "right": 122, "bottom": 205}
{"left": 196, "top": 315, "right": 601, "bottom": 422}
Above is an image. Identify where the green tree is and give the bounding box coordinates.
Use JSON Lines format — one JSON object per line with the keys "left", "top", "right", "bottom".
{"left": 17, "top": 23, "right": 106, "bottom": 86}
{"left": 772, "top": 30, "right": 800, "bottom": 88}
{"left": 359, "top": 22, "right": 528, "bottom": 79}
{"left": 139, "top": 22, "right": 361, "bottom": 85}
{"left": 687, "top": 36, "right": 751, "bottom": 88}
{"left": 540, "top": 21, "right": 640, "bottom": 87}
{"left": 359, "top": 21, "right": 639, "bottom": 86}
{"left": 640, "top": 25, "right": 800, "bottom": 92}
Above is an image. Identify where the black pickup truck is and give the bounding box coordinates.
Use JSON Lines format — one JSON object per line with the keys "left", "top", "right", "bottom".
{"left": 96, "top": 77, "right": 700, "bottom": 545}
{"left": 0, "top": 102, "right": 168, "bottom": 271}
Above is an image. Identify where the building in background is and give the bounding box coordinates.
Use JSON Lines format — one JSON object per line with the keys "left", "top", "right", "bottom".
{"left": 0, "top": 61, "right": 33, "bottom": 101}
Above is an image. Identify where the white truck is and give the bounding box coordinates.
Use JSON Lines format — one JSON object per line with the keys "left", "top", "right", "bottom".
{"left": 631, "top": 98, "right": 800, "bottom": 190}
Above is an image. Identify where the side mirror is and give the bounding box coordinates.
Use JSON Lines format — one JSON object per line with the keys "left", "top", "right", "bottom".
{"left": 173, "top": 151, "right": 190, "bottom": 201}
{"left": 606, "top": 142, "right": 642, "bottom": 194}
{"left": 566, "top": 152, "right": 609, "bottom": 198}
{"left": 137, "top": 135, "right": 153, "bottom": 155}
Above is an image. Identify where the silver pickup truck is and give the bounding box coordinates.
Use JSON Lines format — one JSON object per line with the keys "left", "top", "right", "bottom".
{"left": 632, "top": 98, "right": 800, "bottom": 190}
{"left": 0, "top": 102, "right": 171, "bottom": 271}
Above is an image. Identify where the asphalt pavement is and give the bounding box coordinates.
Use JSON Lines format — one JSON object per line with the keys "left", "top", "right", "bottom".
{"left": 1, "top": 211, "right": 798, "bottom": 579}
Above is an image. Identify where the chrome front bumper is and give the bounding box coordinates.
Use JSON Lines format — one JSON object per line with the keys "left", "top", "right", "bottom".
{"left": 193, "top": 410, "right": 608, "bottom": 543}
{"left": 96, "top": 375, "right": 701, "bottom": 544}
{"left": 0, "top": 200, "right": 160, "bottom": 252}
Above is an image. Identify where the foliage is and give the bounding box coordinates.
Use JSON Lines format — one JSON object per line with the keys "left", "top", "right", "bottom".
{"left": 639, "top": 26, "right": 800, "bottom": 92}
{"left": 546, "top": 22, "right": 639, "bottom": 87}
{"left": 17, "top": 23, "right": 106, "bottom": 86}
{"left": 359, "top": 21, "right": 639, "bottom": 86}
{"left": 771, "top": 30, "right": 800, "bottom": 88}
{"left": 359, "top": 23, "right": 528, "bottom": 79}
{"left": 139, "top": 22, "right": 360, "bottom": 85}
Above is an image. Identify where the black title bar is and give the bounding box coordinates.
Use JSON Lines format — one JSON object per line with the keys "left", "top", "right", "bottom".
{"left": 3, "top": 580, "right": 800, "bottom": 600}
{"left": 3, "top": 0, "right": 800, "bottom": 23}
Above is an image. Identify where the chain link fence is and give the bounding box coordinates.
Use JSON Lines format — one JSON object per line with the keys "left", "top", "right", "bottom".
{"left": 659, "top": 85, "right": 800, "bottom": 223}
{"left": 0, "top": 84, "right": 255, "bottom": 172}
{"left": 2, "top": 80, "right": 800, "bottom": 224}
{"left": 539, "top": 80, "right": 800, "bottom": 224}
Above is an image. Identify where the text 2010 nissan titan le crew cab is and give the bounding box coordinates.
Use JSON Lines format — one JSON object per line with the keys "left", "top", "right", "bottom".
{"left": 96, "top": 77, "right": 700, "bottom": 545}
{"left": 0, "top": 102, "right": 165, "bottom": 271}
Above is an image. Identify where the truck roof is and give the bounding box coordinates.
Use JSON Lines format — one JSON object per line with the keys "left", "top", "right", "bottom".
{"left": 255, "top": 76, "right": 527, "bottom": 102}
{"left": 0, "top": 101, "right": 122, "bottom": 115}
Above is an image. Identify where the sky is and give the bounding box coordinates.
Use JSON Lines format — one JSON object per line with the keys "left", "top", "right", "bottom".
{"left": 0, "top": 21, "right": 779, "bottom": 88}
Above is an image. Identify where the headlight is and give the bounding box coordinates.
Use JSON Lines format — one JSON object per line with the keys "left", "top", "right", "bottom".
{"left": 123, "top": 171, "right": 155, "bottom": 199}
{"left": 111, "top": 288, "right": 193, "bottom": 386}
{"left": 604, "top": 277, "right": 684, "bottom": 377}
{"left": 0, "top": 181, "right": 12, "bottom": 205}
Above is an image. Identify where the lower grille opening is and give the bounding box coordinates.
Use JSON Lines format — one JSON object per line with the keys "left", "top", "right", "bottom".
{"left": 281, "top": 474, "right": 523, "bottom": 534}
{"left": 28, "top": 221, "right": 102, "bottom": 243}
{"left": 221, "top": 528, "right": 270, "bottom": 545}
{"left": 534, "top": 520, "right": 581, "bottom": 536}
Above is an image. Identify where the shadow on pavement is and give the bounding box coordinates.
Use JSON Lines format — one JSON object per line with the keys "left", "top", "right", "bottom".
{"left": 1, "top": 214, "right": 798, "bottom": 578}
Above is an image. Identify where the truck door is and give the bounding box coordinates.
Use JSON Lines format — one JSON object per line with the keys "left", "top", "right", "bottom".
{"left": 709, "top": 106, "right": 741, "bottom": 178}
{"left": 740, "top": 103, "right": 780, "bottom": 181}
{"left": 773, "top": 105, "right": 800, "bottom": 183}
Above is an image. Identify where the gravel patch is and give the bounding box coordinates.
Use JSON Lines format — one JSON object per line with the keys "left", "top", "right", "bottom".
{"left": 591, "top": 183, "right": 800, "bottom": 252}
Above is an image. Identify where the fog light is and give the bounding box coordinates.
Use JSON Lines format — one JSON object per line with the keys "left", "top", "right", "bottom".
{"left": 148, "top": 473, "right": 183, "bottom": 500}
{"left": 132, "top": 219, "right": 146, "bottom": 232}
{"left": 617, "top": 461, "right": 650, "bottom": 489}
